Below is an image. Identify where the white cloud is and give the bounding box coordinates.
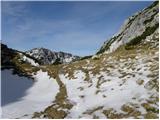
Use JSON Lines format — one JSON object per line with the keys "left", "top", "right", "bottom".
{"left": 2, "top": 2, "right": 28, "bottom": 17}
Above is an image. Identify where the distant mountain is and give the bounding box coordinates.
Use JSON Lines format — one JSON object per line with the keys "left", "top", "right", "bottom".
{"left": 1, "top": 43, "right": 80, "bottom": 67}
{"left": 97, "top": 1, "right": 158, "bottom": 54}
{"left": 1, "top": 43, "right": 40, "bottom": 66}
{"left": 25, "top": 48, "right": 80, "bottom": 65}
{"left": 1, "top": 43, "right": 40, "bottom": 77}
{"left": 1, "top": 1, "right": 159, "bottom": 119}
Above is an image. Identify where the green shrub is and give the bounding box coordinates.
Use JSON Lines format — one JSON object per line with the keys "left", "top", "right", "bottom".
{"left": 52, "top": 58, "right": 62, "bottom": 65}
{"left": 125, "top": 23, "right": 159, "bottom": 49}
{"left": 96, "top": 36, "right": 118, "bottom": 54}
{"left": 80, "top": 55, "right": 92, "bottom": 60}
{"left": 92, "top": 55, "right": 99, "bottom": 60}
{"left": 144, "top": 11, "right": 158, "bottom": 24}
{"left": 144, "top": 1, "right": 158, "bottom": 11}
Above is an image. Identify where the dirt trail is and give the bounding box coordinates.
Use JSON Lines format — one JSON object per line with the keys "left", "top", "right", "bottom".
{"left": 33, "top": 66, "right": 73, "bottom": 118}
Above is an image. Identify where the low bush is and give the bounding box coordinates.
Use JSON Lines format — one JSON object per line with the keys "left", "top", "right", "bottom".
{"left": 125, "top": 23, "right": 158, "bottom": 49}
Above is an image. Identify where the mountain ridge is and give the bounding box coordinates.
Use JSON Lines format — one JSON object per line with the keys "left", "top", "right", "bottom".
{"left": 1, "top": 1, "right": 159, "bottom": 119}
{"left": 25, "top": 47, "right": 80, "bottom": 65}
{"left": 97, "top": 1, "right": 158, "bottom": 54}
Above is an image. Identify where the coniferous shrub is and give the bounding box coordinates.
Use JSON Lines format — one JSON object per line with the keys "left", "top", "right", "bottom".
{"left": 125, "top": 23, "right": 158, "bottom": 49}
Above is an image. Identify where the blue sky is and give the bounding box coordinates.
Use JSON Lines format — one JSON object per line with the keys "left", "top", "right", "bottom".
{"left": 2, "top": 1, "right": 153, "bottom": 56}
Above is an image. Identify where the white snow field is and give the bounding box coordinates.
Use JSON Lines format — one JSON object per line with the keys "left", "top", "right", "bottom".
{"left": 59, "top": 52, "right": 158, "bottom": 118}
{"left": 1, "top": 49, "right": 158, "bottom": 119}
{"left": 2, "top": 70, "right": 59, "bottom": 118}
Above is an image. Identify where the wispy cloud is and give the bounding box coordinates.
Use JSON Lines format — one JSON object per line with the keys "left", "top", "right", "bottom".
{"left": 1, "top": 1, "right": 152, "bottom": 56}
{"left": 3, "top": 16, "right": 108, "bottom": 55}
{"left": 2, "top": 2, "right": 27, "bottom": 17}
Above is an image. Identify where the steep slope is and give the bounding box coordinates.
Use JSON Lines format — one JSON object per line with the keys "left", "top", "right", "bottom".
{"left": 26, "top": 48, "right": 80, "bottom": 65}
{"left": 97, "top": 1, "right": 158, "bottom": 54}
{"left": 1, "top": 43, "right": 40, "bottom": 68}
{"left": 3, "top": 39, "right": 158, "bottom": 119}
{"left": 32, "top": 1, "right": 158, "bottom": 118}
{"left": 1, "top": 1, "right": 159, "bottom": 119}
{"left": 32, "top": 42, "right": 158, "bottom": 118}
{"left": 1, "top": 43, "right": 17, "bottom": 66}
{"left": 1, "top": 43, "right": 41, "bottom": 79}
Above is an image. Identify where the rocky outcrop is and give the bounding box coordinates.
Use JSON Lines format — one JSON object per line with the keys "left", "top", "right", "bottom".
{"left": 97, "top": 1, "right": 159, "bottom": 54}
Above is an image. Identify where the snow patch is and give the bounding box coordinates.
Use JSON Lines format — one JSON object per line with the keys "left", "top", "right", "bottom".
{"left": 18, "top": 52, "right": 39, "bottom": 66}
{"left": 22, "top": 55, "right": 39, "bottom": 66}
{"left": 2, "top": 70, "right": 59, "bottom": 118}
{"left": 64, "top": 57, "right": 74, "bottom": 63}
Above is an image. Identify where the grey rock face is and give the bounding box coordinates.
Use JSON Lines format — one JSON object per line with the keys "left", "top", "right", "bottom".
{"left": 26, "top": 48, "right": 80, "bottom": 65}
{"left": 97, "top": 1, "right": 159, "bottom": 54}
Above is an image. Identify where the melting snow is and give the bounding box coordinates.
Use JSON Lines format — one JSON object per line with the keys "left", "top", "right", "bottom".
{"left": 59, "top": 54, "right": 157, "bottom": 118}
{"left": 2, "top": 70, "right": 59, "bottom": 118}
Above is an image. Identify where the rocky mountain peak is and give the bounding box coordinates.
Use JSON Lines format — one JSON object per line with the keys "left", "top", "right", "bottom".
{"left": 26, "top": 48, "right": 80, "bottom": 65}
